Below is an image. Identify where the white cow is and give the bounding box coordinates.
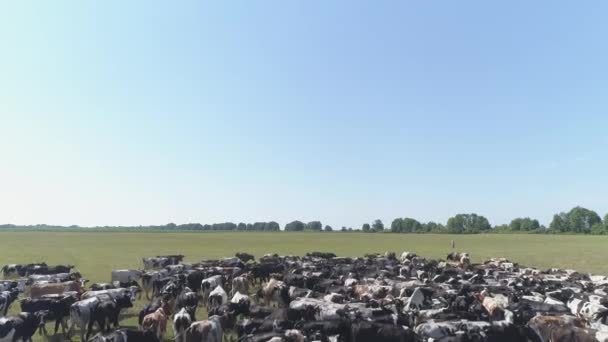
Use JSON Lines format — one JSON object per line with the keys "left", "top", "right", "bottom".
{"left": 231, "top": 275, "right": 249, "bottom": 297}
{"left": 208, "top": 285, "right": 228, "bottom": 309}
{"left": 173, "top": 307, "right": 192, "bottom": 342}
{"left": 111, "top": 269, "right": 142, "bottom": 283}
{"left": 68, "top": 297, "right": 100, "bottom": 342}
{"left": 201, "top": 275, "right": 223, "bottom": 307}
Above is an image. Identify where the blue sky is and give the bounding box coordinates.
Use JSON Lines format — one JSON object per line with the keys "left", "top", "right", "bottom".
{"left": 1, "top": 1, "right": 607, "bottom": 228}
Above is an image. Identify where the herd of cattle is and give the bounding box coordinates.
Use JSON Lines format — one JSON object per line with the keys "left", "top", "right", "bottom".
{"left": 2, "top": 251, "right": 608, "bottom": 341}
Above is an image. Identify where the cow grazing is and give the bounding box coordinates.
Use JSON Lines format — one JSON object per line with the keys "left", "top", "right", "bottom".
{"left": 141, "top": 307, "right": 168, "bottom": 340}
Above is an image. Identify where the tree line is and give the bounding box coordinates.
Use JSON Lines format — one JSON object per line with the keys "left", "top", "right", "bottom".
{"left": 1, "top": 206, "right": 607, "bottom": 234}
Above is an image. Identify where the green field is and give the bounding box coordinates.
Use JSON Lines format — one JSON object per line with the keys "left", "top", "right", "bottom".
{"left": 2, "top": 231, "right": 608, "bottom": 341}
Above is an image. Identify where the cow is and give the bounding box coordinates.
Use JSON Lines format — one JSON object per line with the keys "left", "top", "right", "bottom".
{"left": 90, "top": 293, "right": 134, "bottom": 333}
{"left": 184, "top": 315, "right": 224, "bottom": 342}
{"left": 176, "top": 288, "right": 199, "bottom": 320}
{"left": 28, "top": 265, "right": 74, "bottom": 275}
{"left": 90, "top": 283, "right": 117, "bottom": 291}
{"left": 236, "top": 252, "right": 255, "bottom": 263}
{"left": 88, "top": 328, "right": 162, "bottom": 342}
{"left": 67, "top": 296, "right": 101, "bottom": 342}
{"left": 143, "top": 255, "right": 184, "bottom": 270}
{"left": 141, "top": 307, "right": 168, "bottom": 340}
{"left": 20, "top": 294, "right": 77, "bottom": 336}
{"left": 2, "top": 263, "right": 48, "bottom": 279}
{"left": 0, "top": 289, "right": 19, "bottom": 317}
{"left": 257, "top": 279, "right": 288, "bottom": 307}
{"left": 0, "top": 311, "right": 48, "bottom": 342}
{"left": 111, "top": 269, "right": 142, "bottom": 284}
{"left": 139, "top": 297, "right": 173, "bottom": 327}
{"left": 174, "top": 307, "right": 193, "bottom": 342}
{"left": 0, "top": 281, "right": 17, "bottom": 293}
{"left": 528, "top": 315, "right": 592, "bottom": 342}
{"left": 30, "top": 281, "right": 82, "bottom": 298}
{"left": 231, "top": 275, "right": 249, "bottom": 297}
{"left": 208, "top": 285, "right": 228, "bottom": 310}
{"left": 82, "top": 287, "right": 139, "bottom": 302}
{"left": 142, "top": 270, "right": 168, "bottom": 299}
{"left": 447, "top": 252, "right": 470, "bottom": 266}
{"left": 201, "top": 275, "right": 224, "bottom": 307}
{"left": 27, "top": 272, "right": 82, "bottom": 286}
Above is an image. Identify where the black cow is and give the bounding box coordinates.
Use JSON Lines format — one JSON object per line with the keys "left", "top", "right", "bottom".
{"left": 2, "top": 263, "right": 47, "bottom": 278}
{"left": 236, "top": 252, "right": 255, "bottom": 263}
{"left": 21, "top": 294, "right": 77, "bottom": 335}
{"left": 89, "top": 328, "right": 162, "bottom": 342}
{"left": 28, "top": 264, "right": 74, "bottom": 275}
{"left": 1, "top": 289, "right": 20, "bottom": 316}
{"left": 0, "top": 311, "right": 48, "bottom": 342}
{"left": 352, "top": 320, "right": 418, "bottom": 342}
{"left": 89, "top": 293, "right": 134, "bottom": 336}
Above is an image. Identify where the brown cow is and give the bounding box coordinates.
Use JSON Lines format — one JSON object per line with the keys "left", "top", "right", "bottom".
{"left": 30, "top": 281, "right": 83, "bottom": 298}
{"left": 142, "top": 307, "right": 168, "bottom": 340}
{"left": 528, "top": 315, "right": 593, "bottom": 342}
{"left": 185, "top": 316, "right": 223, "bottom": 342}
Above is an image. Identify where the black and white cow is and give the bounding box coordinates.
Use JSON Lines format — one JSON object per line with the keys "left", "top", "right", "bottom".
{"left": 173, "top": 307, "right": 193, "bottom": 342}
{"left": 0, "top": 311, "right": 48, "bottom": 342}
{"left": 0, "top": 289, "right": 19, "bottom": 317}
{"left": 67, "top": 296, "right": 101, "bottom": 341}
{"left": 111, "top": 269, "right": 142, "bottom": 284}
{"left": 20, "top": 294, "right": 77, "bottom": 336}
{"left": 202, "top": 275, "right": 224, "bottom": 307}
{"left": 88, "top": 328, "right": 162, "bottom": 342}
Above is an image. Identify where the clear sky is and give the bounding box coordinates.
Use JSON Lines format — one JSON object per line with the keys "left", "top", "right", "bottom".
{"left": 1, "top": 1, "right": 607, "bottom": 228}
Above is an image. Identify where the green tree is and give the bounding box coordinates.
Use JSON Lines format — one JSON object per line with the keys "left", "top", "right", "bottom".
{"left": 549, "top": 207, "right": 601, "bottom": 234}
{"left": 509, "top": 217, "right": 540, "bottom": 232}
{"left": 341, "top": 226, "right": 347, "bottom": 232}
{"left": 390, "top": 218, "right": 403, "bottom": 232}
{"left": 362, "top": 223, "right": 371, "bottom": 232}
{"left": 324, "top": 225, "right": 333, "bottom": 232}
{"left": 446, "top": 213, "right": 491, "bottom": 234}
{"left": 424, "top": 221, "right": 445, "bottom": 233}
{"left": 306, "top": 221, "right": 323, "bottom": 231}
{"left": 265, "top": 221, "right": 280, "bottom": 231}
{"left": 372, "top": 219, "right": 384, "bottom": 232}
{"left": 285, "top": 220, "right": 305, "bottom": 231}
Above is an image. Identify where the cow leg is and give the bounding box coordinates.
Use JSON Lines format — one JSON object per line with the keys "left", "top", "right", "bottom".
{"left": 66, "top": 319, "right": 74, "bottom": 339}
{"left": 85, "top": 319, "right": 95, "bottom": 342}
{"left": 53, "top": 318, "right": 61, "bottom": 335}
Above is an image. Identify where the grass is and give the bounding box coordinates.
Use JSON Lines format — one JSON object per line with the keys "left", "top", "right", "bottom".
{"left": 2, "top": 231, "right": 608, "bottom": 341}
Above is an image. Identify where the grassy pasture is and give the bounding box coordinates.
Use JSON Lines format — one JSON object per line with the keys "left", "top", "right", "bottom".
{"left": 1, "top": 231, "right": 608, "bottom": 341}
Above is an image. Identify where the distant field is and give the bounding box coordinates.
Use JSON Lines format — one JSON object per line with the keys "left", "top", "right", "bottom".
{"left": 2, "top": 231, "right": 608, "bottom": 341}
